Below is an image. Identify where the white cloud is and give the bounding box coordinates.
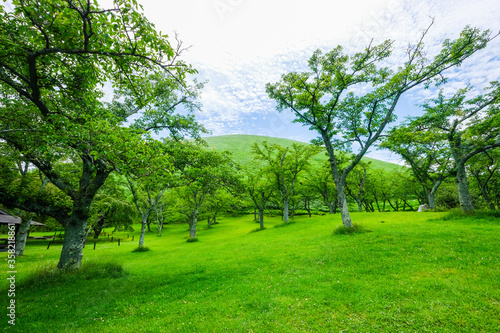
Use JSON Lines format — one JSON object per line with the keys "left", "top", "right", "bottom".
{"left": 100, "top": 0, "right": 500, "bottom": 161}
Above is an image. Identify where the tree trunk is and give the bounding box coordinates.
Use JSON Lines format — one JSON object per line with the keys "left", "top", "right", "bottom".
{"left": 455, "top": 160, "right": 474, "bottom": 213}
{"left": 57, "top": 215, "right": 87, "bottom": 269}
{"left": 14, "top": 218, "right": 31, "bottom": 256}
{"left": 258, "top": 208, "right": 264, "bottom": 229}
{"left": 157, "top": 220, "right": 163, "bottom": 237}
{"left": 427, "top": 179, "right": 443, "bottom": 209}
{"left": 207, "top": 216, "right": 212, "bottom": 228}
{"left": 305, "top": 198, "right": 312, "bottom": 217}
{"left": 357, "top": 167, "right": 367, "bottom": 212}
{"left": 283, "top": 197, "right": 289, "bottom": 223}
{"left": 336, "top": 183, "right": 354, "bottom": 228}
{"left": 357, "top": 200, "right": 363, "bottom": 212}
{"left": 189, "top": 207, "right": 199, "bottom": 238}
{"left": 138, "top": 214, "right": 148, "bottom": 247}
{"left": 189, "top": 219, "right": 198, "bottom": 238}
{"left": 93, "top": 217, "right": 105, "bottom": 239}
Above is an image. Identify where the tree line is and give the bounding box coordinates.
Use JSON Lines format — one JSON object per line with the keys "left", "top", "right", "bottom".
{"left": 0, "top": 0, "right": 498, "bottom": 270}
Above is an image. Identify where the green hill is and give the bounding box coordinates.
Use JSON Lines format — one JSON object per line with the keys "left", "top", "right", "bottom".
{"left": 202, "top": 134, "right": 402, "bottom": 172}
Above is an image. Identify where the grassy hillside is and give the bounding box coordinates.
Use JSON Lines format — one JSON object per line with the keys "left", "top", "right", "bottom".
{"left": 202, "top": 134, "right": 402, "bottom": 172}
{"left": 2, "top": 211, "right": 499, "bottom": 332}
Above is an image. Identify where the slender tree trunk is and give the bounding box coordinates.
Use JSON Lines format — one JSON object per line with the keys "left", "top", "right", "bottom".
{"left": 427, "top": 179, "right": 443, "bottom": 209}
{"left": 357, "top": 167, "right": 367, "bottom": 212}
{"left": 158, "top": 221, "right": 163, "bottom": 237}
{"left": 283, "top": 197, "right": 290, "bottom": 223}
{"left": 455, "top": 160, "right": 474, "bottom": 213}
{"left": 14, "top": 218, "right": 31, "bottom": 256}
{"left": 305, "top": 198, "right": 312, "bottom": 217}
{"left": 328, "top": 203, "right": 335, "bottom": 214}
{"left": 93, "top": 217, "right": 105, "bottom": 239}
{"left": 357, "top": 200, "right": 363, "bottom": 212}
{"left": 138, "top": 214, "right": 148, "bottom": 247}
{"left": 322, "top": 133, "right": 354, "bottom": 228}
{"left": 336, "top": 182, "right": 354, "bottom": 228}
{"left": 258, "top": 208, "right": 264, "bottom": 229}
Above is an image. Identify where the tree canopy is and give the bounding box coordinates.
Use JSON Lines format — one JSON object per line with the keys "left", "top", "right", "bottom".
{"left": 0, "top": 0, "right": 203, "bottom": 268}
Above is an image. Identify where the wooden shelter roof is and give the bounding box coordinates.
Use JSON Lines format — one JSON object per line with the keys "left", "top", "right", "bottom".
{"left": 0, "top": 209, "right": 45, "bottom": 226}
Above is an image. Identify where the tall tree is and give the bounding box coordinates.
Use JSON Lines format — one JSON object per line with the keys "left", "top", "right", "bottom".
{"left": 251, "top": 141, "right": 321, "bottom": 224}
{"left": 266, "top": 22, "right": 496, "bottom": 227}
{"left": 307, "top": 161, "right": 338, "bottom": 214}
{"left": 175, "top": 146, "right": 240, "bottom": 239}
{"left": 382, "top": 125, "right": 451, "bottom": 209}
{"left": 395, "top": 83, "right": 500, "bottom": 212}
{"left": 468, "top": 149, "right": 499, "bottom": 210}
{"left": 245, "top": 164, "right": 274, "bottom": 228}
{"left": 0, "top": 0, "right": 201, "bottom": 269}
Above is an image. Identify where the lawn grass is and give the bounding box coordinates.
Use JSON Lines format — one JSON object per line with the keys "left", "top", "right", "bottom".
{"left": 1, "top": 211, "right": 499, "bottom": 332}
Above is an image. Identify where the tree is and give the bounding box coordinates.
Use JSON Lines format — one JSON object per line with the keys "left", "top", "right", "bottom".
{"left": 0, "top": 0, "right": 201, "bottom": 269}
{"left": 251, "top": 141, "right": 321, "bottom": 224}
{"left": 345, "top": 161, "right": 370, "bottom": 212}
{"left": 125, "top": 140, "right": 178, "bottom": 248}
{"left": 468, "top": 149, "right": 500, "bottom": 210}
{"left": 307, "top": 161, "right": 338, "bottom": 214}
{"left": 382, "top": 125, "right": 452, "bottom": 209}
{"left": 175, "top": 145, "right": 240, "bottom": 239}
{"left": 396, "top": 83, "right": 500, "bottom": 212}
{"left": 245, "top": 164, "right": 274, "bottom": 228}
{"left": 266, "top": 22, "right": 496, "bottom": 227}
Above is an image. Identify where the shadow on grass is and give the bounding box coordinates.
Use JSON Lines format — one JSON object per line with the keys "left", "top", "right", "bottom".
{"left": 274, "top": 221, "right": 296, "bottom": 228}
{"left": 249, "top": 227, "right": 266, "bottom": 233}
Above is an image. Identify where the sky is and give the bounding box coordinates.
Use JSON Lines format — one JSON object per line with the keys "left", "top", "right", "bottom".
{"left": 82, "top": 1, "right": 500, "bottom": 162}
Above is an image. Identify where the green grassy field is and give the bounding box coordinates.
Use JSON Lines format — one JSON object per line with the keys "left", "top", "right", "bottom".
{"left": 203, "top": 134, "right": 403, "bottom": 172}
{"left": 1, "top": 211, "right": 499, "bottom": 332}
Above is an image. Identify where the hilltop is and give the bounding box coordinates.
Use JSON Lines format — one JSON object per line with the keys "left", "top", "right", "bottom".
{"left": 202, "top": 134, "right": 402, "bottom": 172}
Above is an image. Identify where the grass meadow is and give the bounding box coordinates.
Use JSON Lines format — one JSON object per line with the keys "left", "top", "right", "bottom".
{"left": 1, "top": 211, "right": 499, "bottom": 332}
